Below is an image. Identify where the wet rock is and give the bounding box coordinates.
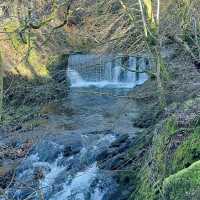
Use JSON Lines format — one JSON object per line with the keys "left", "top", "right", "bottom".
{"left": 63, "top": 144, "right": 81, "bottom": 157}
{"left": 133, "top": 107, "right": 161, "bottom": 128}
{"left": 10, "top": 125, "right": 22, "bottom": 132}
{"left": 104, "top": 190, "right": 122, "bottom": 200}
{"left": 50, "top": 133, "right": 82, "bottom": 147}
{"left": 0, "top": 187, "right": 4, "bottom": 195}
{"left": 33, "top": 168, "right": 44, "bottom": 180}
{"left": 120, "top": 190, "right": 131, "bottom": 200}
{"left": 110, "top": 134, "right": 129, "bottom": 147}
{"left": 86, "top": 129, "right": 113, "bottom": 135}
{"left": 96, "top": 149, "right": 109, "bottom": 161}
{"left": 97, "top": 136, "right": 132, "bottom": 164}
{"left": 100, "top": 154, "right": 126, "bottom": 170}
{"left": 109, "top": 155, "right": 126, "bottom": 170}
{"left": 96, "top": 147, "right": 121, "bottom": 162}
{"left": 118, "top": 140, "right": 132, "bottom": 153}
{"left": 0, "top": 170, "right": 13, "bottom": 189}
{"left": 63, "top": 146, "right": 72, "bottom": 157}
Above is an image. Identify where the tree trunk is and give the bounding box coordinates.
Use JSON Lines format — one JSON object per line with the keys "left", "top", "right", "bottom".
{"left": 144, "top": 0, "right": 155, "bottom": 25}
{"left": 0, "top": 52, "right": 3, "bottom": 121}
{"left": 138, "top": 0, "right": 148, "bottom": 37}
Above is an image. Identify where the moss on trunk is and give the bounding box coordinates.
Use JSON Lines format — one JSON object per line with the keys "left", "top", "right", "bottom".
{"left": 0, "top": 52, "right": 3, "bottom": 122}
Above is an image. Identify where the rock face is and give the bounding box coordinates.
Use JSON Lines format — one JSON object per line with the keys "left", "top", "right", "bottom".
{"left": 97, "top": 134, "right": 133, "bottom": 170}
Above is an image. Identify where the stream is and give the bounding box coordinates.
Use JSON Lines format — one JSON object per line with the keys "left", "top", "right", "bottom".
{"left": 2, "top": 54, "right": 149, "bottom": 200}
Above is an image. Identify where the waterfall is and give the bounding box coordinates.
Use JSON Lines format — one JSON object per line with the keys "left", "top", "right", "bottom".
{"left": 67, "top": 54, "right": 149, "bottom": 88}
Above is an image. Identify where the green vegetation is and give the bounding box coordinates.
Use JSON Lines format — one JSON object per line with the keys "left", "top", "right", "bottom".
{"left": 0, "top": 52, "right": 3, "bottom": 121}
{"left": 172, "top": 127, "right": 200, "bottom": 172}
{"left": 2, "top": 53, "right": 69, "bottom": 126}
{"left": 128, "top": 98, "right": 200, "bottom": 200}
{"left": 0, "top": 0, "right": 200, "bottom": 199}
{"left": 3, "top": 20, "right": 49, "bottom": 78}
{"left": 163, "top": 160, "right": 200, "bottom": 200}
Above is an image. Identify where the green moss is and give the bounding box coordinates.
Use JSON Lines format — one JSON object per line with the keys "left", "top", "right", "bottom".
{"left": 125, "top": 116, "right": 178, "bottom": 200}
{"left": 27, "top": 50, "right": 49, "bottom": 77}
{"left": 152, "top": 116, "right": 178, "bottom": 177}
{"left": 128, "top": 99, "right": 200, "bottom": 200}
{"left": 130, "top": 167, "right": 157, "bottom": 200}
{"left": 3, "top": 21, "right": 49, "bottom": 78}
{"left": 4, "top": 21, "right": 24, "bottom": 53}
{"left": 129, "top": 116, "right": 182, "bottom": 200}
{"left": 172, "top": 127, "right": 200, "bottom": 172}
{"left": 163, "top": 160, "right": 200, "bottom": 200}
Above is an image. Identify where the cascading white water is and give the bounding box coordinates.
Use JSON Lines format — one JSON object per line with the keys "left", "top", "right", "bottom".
{"left": 68, "top": 69, "right": 85, "bottom": 87}
{"left": 4, "top": 134, "right": 117, "bottom": 200}
{"left": 68, "top": 54, "right": 149, "bottom": 88}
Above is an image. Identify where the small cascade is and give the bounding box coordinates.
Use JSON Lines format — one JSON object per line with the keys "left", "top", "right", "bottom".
{"left": 67, "top": 54, "right": 149, "bottom": 88}
{"left": 68, "top": 69, "right": 85, "bottom": 87}
{"left": 4, "top": 133, "right": 118, "bottom": 200}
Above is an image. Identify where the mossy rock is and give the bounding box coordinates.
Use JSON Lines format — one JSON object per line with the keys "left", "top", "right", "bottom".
{"left": 163, "top": 160, "right": 200, "bottom": 200}
{"left": 151, "top": 116, "right": 178, "bottom": 177}
{"left": 130, "top": 98, "right": 200, "bottom": 200}
{"left": 172, "top": 127, "right": 200, "bottom": 172}
{"left": 129, "top": 167, "right": 157, "bottom": 200}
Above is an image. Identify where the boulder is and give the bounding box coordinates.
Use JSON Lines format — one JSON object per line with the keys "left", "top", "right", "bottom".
{"left": 96, "top": 149, "right": 109, "bottom": 161}
{"left": 99, "top": 154, "right": 126, "bottom": 170}
{"left": 63, "top": 144, "right": 81, "bottom": 157}
{"left": 110, "top": 134, "right": 129, "bottom": 147}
